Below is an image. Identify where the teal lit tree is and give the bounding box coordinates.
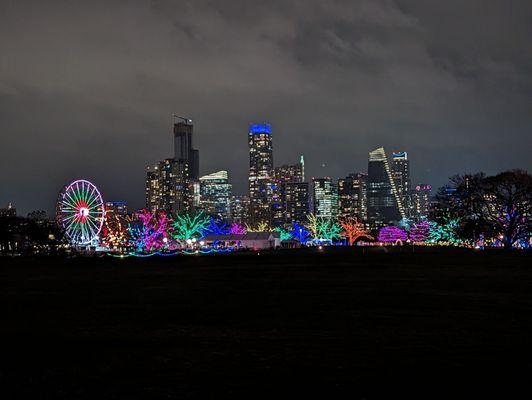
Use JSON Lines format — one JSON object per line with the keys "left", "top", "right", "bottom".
{"left": 172, "top": 211, "right": 210, "bottom": 242}
{"left": 427, "top": 218, "right": 460, "bottom": 245}
{"left": 306, "top": 214, "right": 342, "bottom": 243}
{"left": 274, "top": 227, "right": 293, "bottom": 242}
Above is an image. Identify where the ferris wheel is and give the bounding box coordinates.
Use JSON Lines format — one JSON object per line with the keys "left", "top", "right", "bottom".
{"left": 57, "top": 179, "right": 105, "bottom": 246}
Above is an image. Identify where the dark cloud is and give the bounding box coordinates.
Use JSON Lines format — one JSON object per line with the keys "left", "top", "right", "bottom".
{"left": 1, "top": 0, "right": 531, "bottom": 215}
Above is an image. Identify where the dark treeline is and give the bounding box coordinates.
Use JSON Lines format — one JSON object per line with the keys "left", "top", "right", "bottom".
{"left": 0, "top": 212, "right": 65, "bottom": 255}
{"left": 432, "top": 169, "right": 532, "bottom": 249}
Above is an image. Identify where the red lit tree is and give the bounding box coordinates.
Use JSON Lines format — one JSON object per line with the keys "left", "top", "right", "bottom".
{"left": 339, "top": 217, "right": 373, "bottom": 246}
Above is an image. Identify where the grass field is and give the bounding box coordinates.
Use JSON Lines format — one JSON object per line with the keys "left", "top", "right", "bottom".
{"left": 2, "top": 248, "right": 532, "bottom": 398}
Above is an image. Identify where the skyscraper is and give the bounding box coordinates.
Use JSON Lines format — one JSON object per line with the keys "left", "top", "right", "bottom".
{"left": 271, "top": 155, "right": 306, "bottom": 225}
{"left": 338, "top": 172, "right": 367, "bottom": 221}
{"left": 411, "top": 184, "right": 432, "bottom": 220}
{"left": 173, "top": 116, "right": 199, "bottom": 181}
{"left": 273, "top": 158, "right": 304, "bottom": 183}
{"left": 146, "top": 158, "right": 189, "bottom": 214}
{"left": 311, "top": 177, "right": 338, "bottom": 218}
{"left": 367, "top": 147, "right": 405, "bottom": 227}
{"left": 145, "top": 116, "right": 199, "bottom": 214}
{"left": 284, "top": 182, "right": 309, "bottom": 224}
{"left": 199, "top": 170, "right": 232, "bottom": 221}
{"left": 248, "top": 123, "right": 273, "bottom": 226}
{"left": 229, "top": 195, "right": 250, "bottom": 224}
{"left": 391, "top": 151, "right": 411, "bottom": 216}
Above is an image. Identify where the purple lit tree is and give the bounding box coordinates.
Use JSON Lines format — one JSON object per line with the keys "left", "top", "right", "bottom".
{"left": 378, "top": 226, "right": 407, "bottom": 244}
{"left": 229, "top": 223, "right": 247, "bottom": 235}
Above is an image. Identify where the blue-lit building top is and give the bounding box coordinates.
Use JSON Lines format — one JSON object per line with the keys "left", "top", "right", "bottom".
{"left": 249, "top": 123, "right": 271, "bottom": 134}
{"left": 392, "top": 151, "right": 408, "bottom": 160}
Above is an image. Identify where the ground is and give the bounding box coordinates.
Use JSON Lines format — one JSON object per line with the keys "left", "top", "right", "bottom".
{"left": 2, "top": 248, "right": 532, "bottom": 399}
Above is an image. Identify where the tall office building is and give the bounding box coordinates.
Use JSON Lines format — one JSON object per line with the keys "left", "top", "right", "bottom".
{"left": 248, "top": 123, "right": 274, "bottom": 226}
{"left": 199, "top": 170, "right": 232, "bottom": 221}
{"left": 146, "top": 158, "right": 190, "bottom": 214}
{"left": 284, "top": 182, "right": 309, "bottom": 224}
{"left": 411, "top": 184, "right": 431, "bottom": 220}
{"left": 145, "top": 116, "right": 199, "bottom": 214}
{"left": 338, "top": 172, "right": 367, "bottom": 221}
{"left": 391, "top": 151, "right": 411, "bottom": 216}
{"left": 229, "top": 195, "right": 250, "bottom": 224}
{"left": 311, "top": 177, "right": 338, "bottom": 218}
{"left": 271, "top": 155, "right": 306, "bottom": 225}
{"left": 367, "top": 147, "right": 405, "bottom": 227}
{"left": 173, "top": 116, "right": 199, "bottom": 181}
{"left": 273, "top": 157, "right": 304, "bottom": 183}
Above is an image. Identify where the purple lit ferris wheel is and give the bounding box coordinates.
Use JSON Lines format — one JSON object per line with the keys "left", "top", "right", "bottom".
{"left": 57, "top": 179, "right": 105, "bottom": 246}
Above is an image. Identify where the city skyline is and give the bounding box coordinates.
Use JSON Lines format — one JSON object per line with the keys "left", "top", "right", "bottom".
{"left": 2, "top": 1, "right": 532, "bottom": 215}
{"left": 0, "top": 116, "right": 529, "bottom": 216}
{"left": 2, "top": 3, "right": 531, "bottom": 397}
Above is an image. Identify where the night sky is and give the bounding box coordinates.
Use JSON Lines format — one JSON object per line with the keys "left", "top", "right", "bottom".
{"left": 1, "top": 0, "right": 531, "bottom": 215}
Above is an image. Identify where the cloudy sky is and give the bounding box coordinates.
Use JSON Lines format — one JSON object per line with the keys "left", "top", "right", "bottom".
{"left": 1, "top": 0, "right": 531, "bottom": 215}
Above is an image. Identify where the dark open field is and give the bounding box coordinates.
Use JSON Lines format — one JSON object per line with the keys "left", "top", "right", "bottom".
{"left": 2, "top": 248, "right": 532, "bottom": 399}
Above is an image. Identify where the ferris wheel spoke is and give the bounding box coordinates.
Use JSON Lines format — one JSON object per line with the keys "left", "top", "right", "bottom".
{"left": 63, "top": 190, "right": 79, "bottom": 208}
{"left": 80, "top": 183, "right": 90, "bottom": 204}
{"left": 77, "top": 182, "right": 86, "bottom": 205}
{"left": 85, "top": 218, "right": 100, "bottom": 235}
{"left": 62, "top": 214, "right": 78, "bottom": 222}
{"left": 65, "top": 218, "right": 80, "bottom": 233}
{"left": 80, "top": 223, "right": 90, "bottom": 243}
{"left": 86, "top": 195, "right": 99, "bottom": 209}
{"left": 60, "top": 207, "right": 78, "bottom": 214}
{"left": 85, "top": 182, "right": 96, "bottom": 205}
{"left": 73, "top": 182, "right": 81, "bottom": 202}
{"left": 86, "top": 184, "right": 98, "bottom": 204}
{"left": 87, "top": 189, "right": 102, "bottom": 209}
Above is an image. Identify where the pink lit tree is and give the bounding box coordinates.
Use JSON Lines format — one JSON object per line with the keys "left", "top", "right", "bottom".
{"left": 229, "top": 223, "right": 247, "bottom": 234}
{"left": 128, "top": 209, "right": 171, "bottom": 253}
{"left": 409, "top": 220, "right": 430, "bottom": 243}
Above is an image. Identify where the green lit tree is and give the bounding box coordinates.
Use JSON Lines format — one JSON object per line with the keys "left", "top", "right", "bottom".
{"left": 274, "top": 227, "right": 293, "bottom": 242}
{"left": 172, "top": 211, "right": 209, "bottom": 242}
{"left": 306, "top": 214, "right": 342, "bottom": 242}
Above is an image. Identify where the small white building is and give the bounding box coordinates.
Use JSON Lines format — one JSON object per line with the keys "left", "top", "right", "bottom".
{"left": 204, "top": 232, "right": 281, "bottom": 250}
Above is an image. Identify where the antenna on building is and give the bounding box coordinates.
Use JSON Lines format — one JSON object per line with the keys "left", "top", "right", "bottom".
{"left": 172, "top": 114, "right": 192, "bottom": 124}
{"left": 300, "top": 155, "right": 305, "bottom": 181}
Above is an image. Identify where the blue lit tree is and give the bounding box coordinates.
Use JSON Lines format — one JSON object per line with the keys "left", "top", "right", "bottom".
{"left": 201, "top": 217, "right": 229, "bottom": 236}
{"left": 291, "top": 223, "right": 310, "bottom": 244}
